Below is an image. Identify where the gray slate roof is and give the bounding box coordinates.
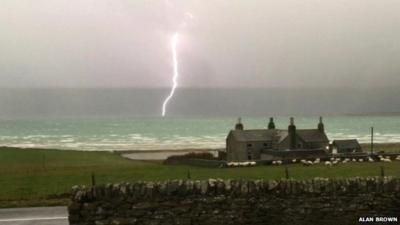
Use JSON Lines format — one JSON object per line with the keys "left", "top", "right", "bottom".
{"left": 229, "top": 129, "right": 278, "bottom": 142}
{"left": 332, "top": 139, "right": 361, "bottom": 149}
{"left": 297, "top": 129, "right": 329, "bottom": 143}
{"left": 229, "top": 129, "right": 328, "bottom": 143}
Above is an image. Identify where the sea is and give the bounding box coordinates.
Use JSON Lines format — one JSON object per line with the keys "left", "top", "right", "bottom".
{"left": 0, "top": 116, "right": 399, "bottom": 151}
{"left": 0, "top": 88, "right": 399, "bottom": 151}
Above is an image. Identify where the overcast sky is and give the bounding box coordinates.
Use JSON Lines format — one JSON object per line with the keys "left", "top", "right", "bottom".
{"left": 1, "top": 0, "right": 400, "bottom": 88}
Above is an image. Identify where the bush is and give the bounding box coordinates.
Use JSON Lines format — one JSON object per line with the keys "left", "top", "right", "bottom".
{"left": 165, "top": 152, "right": 217, "bottom": 162}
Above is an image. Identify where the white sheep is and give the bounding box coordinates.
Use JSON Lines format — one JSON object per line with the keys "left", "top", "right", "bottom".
{"left": 325, "top": 161, "right": 332, "bottom": 166}
{"left": 250, "top": 161, "right": 256, "bottom": 166}
{"left": 228, "top": 162, "right": 239, "bottom": 167}
{"left": 368, "top": 157, "right": 374, "bottom": 162}
{"left": 358, "top": 158, "right": 364, "bottom": 162}
{"left": 352, "top": 158, "right": 357, "bottom": 162}
{"left": 242, "top": 162, "right": 250, "bottom": 167}
{"left": 292, "top": 159, "right": 297, "bottom": 163}
{"left": 231, "top": 162, "right": 238, "bottom": 167}
{"left": 382, "top": 158, "right": 392, "bottom": 163}
{"left": 276, "top": 160, "right": 283, "bottom": 165}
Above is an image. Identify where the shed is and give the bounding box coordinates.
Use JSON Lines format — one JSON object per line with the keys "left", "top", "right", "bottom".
{"left": 331, "top": 139, "right": 362, "bottom": 154}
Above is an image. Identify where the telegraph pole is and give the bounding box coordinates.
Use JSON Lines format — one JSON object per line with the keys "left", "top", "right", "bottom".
{"left": 371, "top": 127, "right": 374, "bottom": 154}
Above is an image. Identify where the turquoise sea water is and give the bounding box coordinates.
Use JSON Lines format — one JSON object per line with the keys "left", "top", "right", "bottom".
{"left": 0, "top": 116, "right": 399, "bottom": 151}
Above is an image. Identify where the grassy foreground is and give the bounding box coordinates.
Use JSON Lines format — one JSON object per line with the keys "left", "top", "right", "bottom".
{"left": 0, "top": 147, "right": 399, "bottom": 208}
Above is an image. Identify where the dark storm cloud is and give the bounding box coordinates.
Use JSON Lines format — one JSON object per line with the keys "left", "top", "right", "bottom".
{"left": 1, "top": 0, "right": 400, "bottom": 88}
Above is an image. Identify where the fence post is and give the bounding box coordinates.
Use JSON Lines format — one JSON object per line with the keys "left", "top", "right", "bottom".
{"left": 91, "top": 172, "right": 96, "bottom": 186}
{"left": 285, "top": 166, "right": 289, "bottom": 179}
{"left": 42, "top": 154, "right": 46, "bottom": 170}
{"left": 371, "top": 127, "right": 374, "bottom": 154}
{"left": 380, "top": 166, "right": 385, "bottom": 177}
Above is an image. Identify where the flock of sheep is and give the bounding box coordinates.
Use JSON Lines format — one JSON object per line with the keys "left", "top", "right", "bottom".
{"left": 226, "top": 161, "right": 257, "bottom": 167}
{"left": 276, "top": 155, "right": 400, "bottom": 167}
{"left": 226, "top": 155, "right": 400, "bottom": 167}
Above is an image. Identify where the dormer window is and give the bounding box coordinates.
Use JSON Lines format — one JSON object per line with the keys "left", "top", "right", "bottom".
{"left": 263, "top": 142, "right": 272, "bottom": 149}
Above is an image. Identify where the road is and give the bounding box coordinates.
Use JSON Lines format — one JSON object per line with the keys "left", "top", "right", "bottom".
{"left": 0, "top": 207, "right": 68, "bottom": 225}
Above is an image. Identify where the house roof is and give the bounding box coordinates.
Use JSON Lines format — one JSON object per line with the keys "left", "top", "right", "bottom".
{"left": 275, "top": 130, "right": 289, "bottom": 143}
{"left": 229, "top": 128, "right": 328, "bottom": 144}
{"left": 332, "top": 139, "right": 361, "bottom": 149}
{"left": 296, "top": 129, "right": 329, "bottom": 143}
{"left": 229, "top": 129, "right": 279, "bottom": 142}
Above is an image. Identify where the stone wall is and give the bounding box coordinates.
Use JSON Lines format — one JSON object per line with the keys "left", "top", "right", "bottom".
{"left": 69, "top": 177, "right": 400, "bottom": 225}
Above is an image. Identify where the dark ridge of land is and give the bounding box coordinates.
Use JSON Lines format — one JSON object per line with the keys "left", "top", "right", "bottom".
{"left": 360, "top": 143, "right": 400, "bottom": 153}
{"left": 116, "top": 148, "right": 223, "bottom": 154}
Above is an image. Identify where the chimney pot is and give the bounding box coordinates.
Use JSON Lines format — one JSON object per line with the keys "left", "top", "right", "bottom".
{"left": 268, "top": 117, "right": 275, "bottom": 129}
{"left": 235, "top": 117, "right": 243, "bottom": 130}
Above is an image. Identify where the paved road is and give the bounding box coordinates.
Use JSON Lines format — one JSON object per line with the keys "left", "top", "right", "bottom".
{"left": 0, "top": 207, "right": 68, "bottom": 225}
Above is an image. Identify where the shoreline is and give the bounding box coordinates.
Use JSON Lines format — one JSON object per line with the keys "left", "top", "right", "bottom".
{"left": 1, "top": 143, "right": 399, "bottom": 160}
{"left": 0, "top": 143, "right": 399, "bottom": 153}
{"left": 119, "top": 149, "right": 222, "bottom": 160}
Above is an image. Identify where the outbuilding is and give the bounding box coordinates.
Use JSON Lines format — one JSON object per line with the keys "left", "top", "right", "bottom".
{"left": 331, "top": 139, "right": 362, "bottom": 154}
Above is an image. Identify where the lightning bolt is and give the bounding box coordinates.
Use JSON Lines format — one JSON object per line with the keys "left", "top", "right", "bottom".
{"left": 161, "top": 0, "right": 193, "bottom": 117}
{"left": 162, "top": 32, "right": 180, "bottom": 117}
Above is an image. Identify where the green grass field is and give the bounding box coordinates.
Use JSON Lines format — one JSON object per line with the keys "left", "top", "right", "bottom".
{"left": 0, "top": 147, "right": 399, "bottom": 208}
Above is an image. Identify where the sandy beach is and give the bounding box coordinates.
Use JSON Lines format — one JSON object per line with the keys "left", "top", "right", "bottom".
{"left": 120, "top": 149, "right": 221, "bottom": 160}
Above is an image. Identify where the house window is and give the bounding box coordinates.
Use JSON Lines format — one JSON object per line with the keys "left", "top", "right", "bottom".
{"left": 247, "top": 152, "right": 252, "bottom": 160}
{"left": 263, "top": 142, "right": 272, "bottom": 149}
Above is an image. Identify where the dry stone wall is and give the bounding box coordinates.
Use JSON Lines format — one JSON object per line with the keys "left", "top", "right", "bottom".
{"left": 69, "top": 177, "right": 400, "bottom": 225}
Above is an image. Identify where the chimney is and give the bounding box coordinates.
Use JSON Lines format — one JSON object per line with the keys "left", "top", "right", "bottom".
{"left": 235, "top": 117, "right": 244, "bottom": 130}
{"left": 318, "top": 116, "right": 324, "bottom": 132}
{"left": 268, "top": 117, "right": 275, "bottom": 129}
{"left": 288, "top": 117, "right": 296, "bottom": 149}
